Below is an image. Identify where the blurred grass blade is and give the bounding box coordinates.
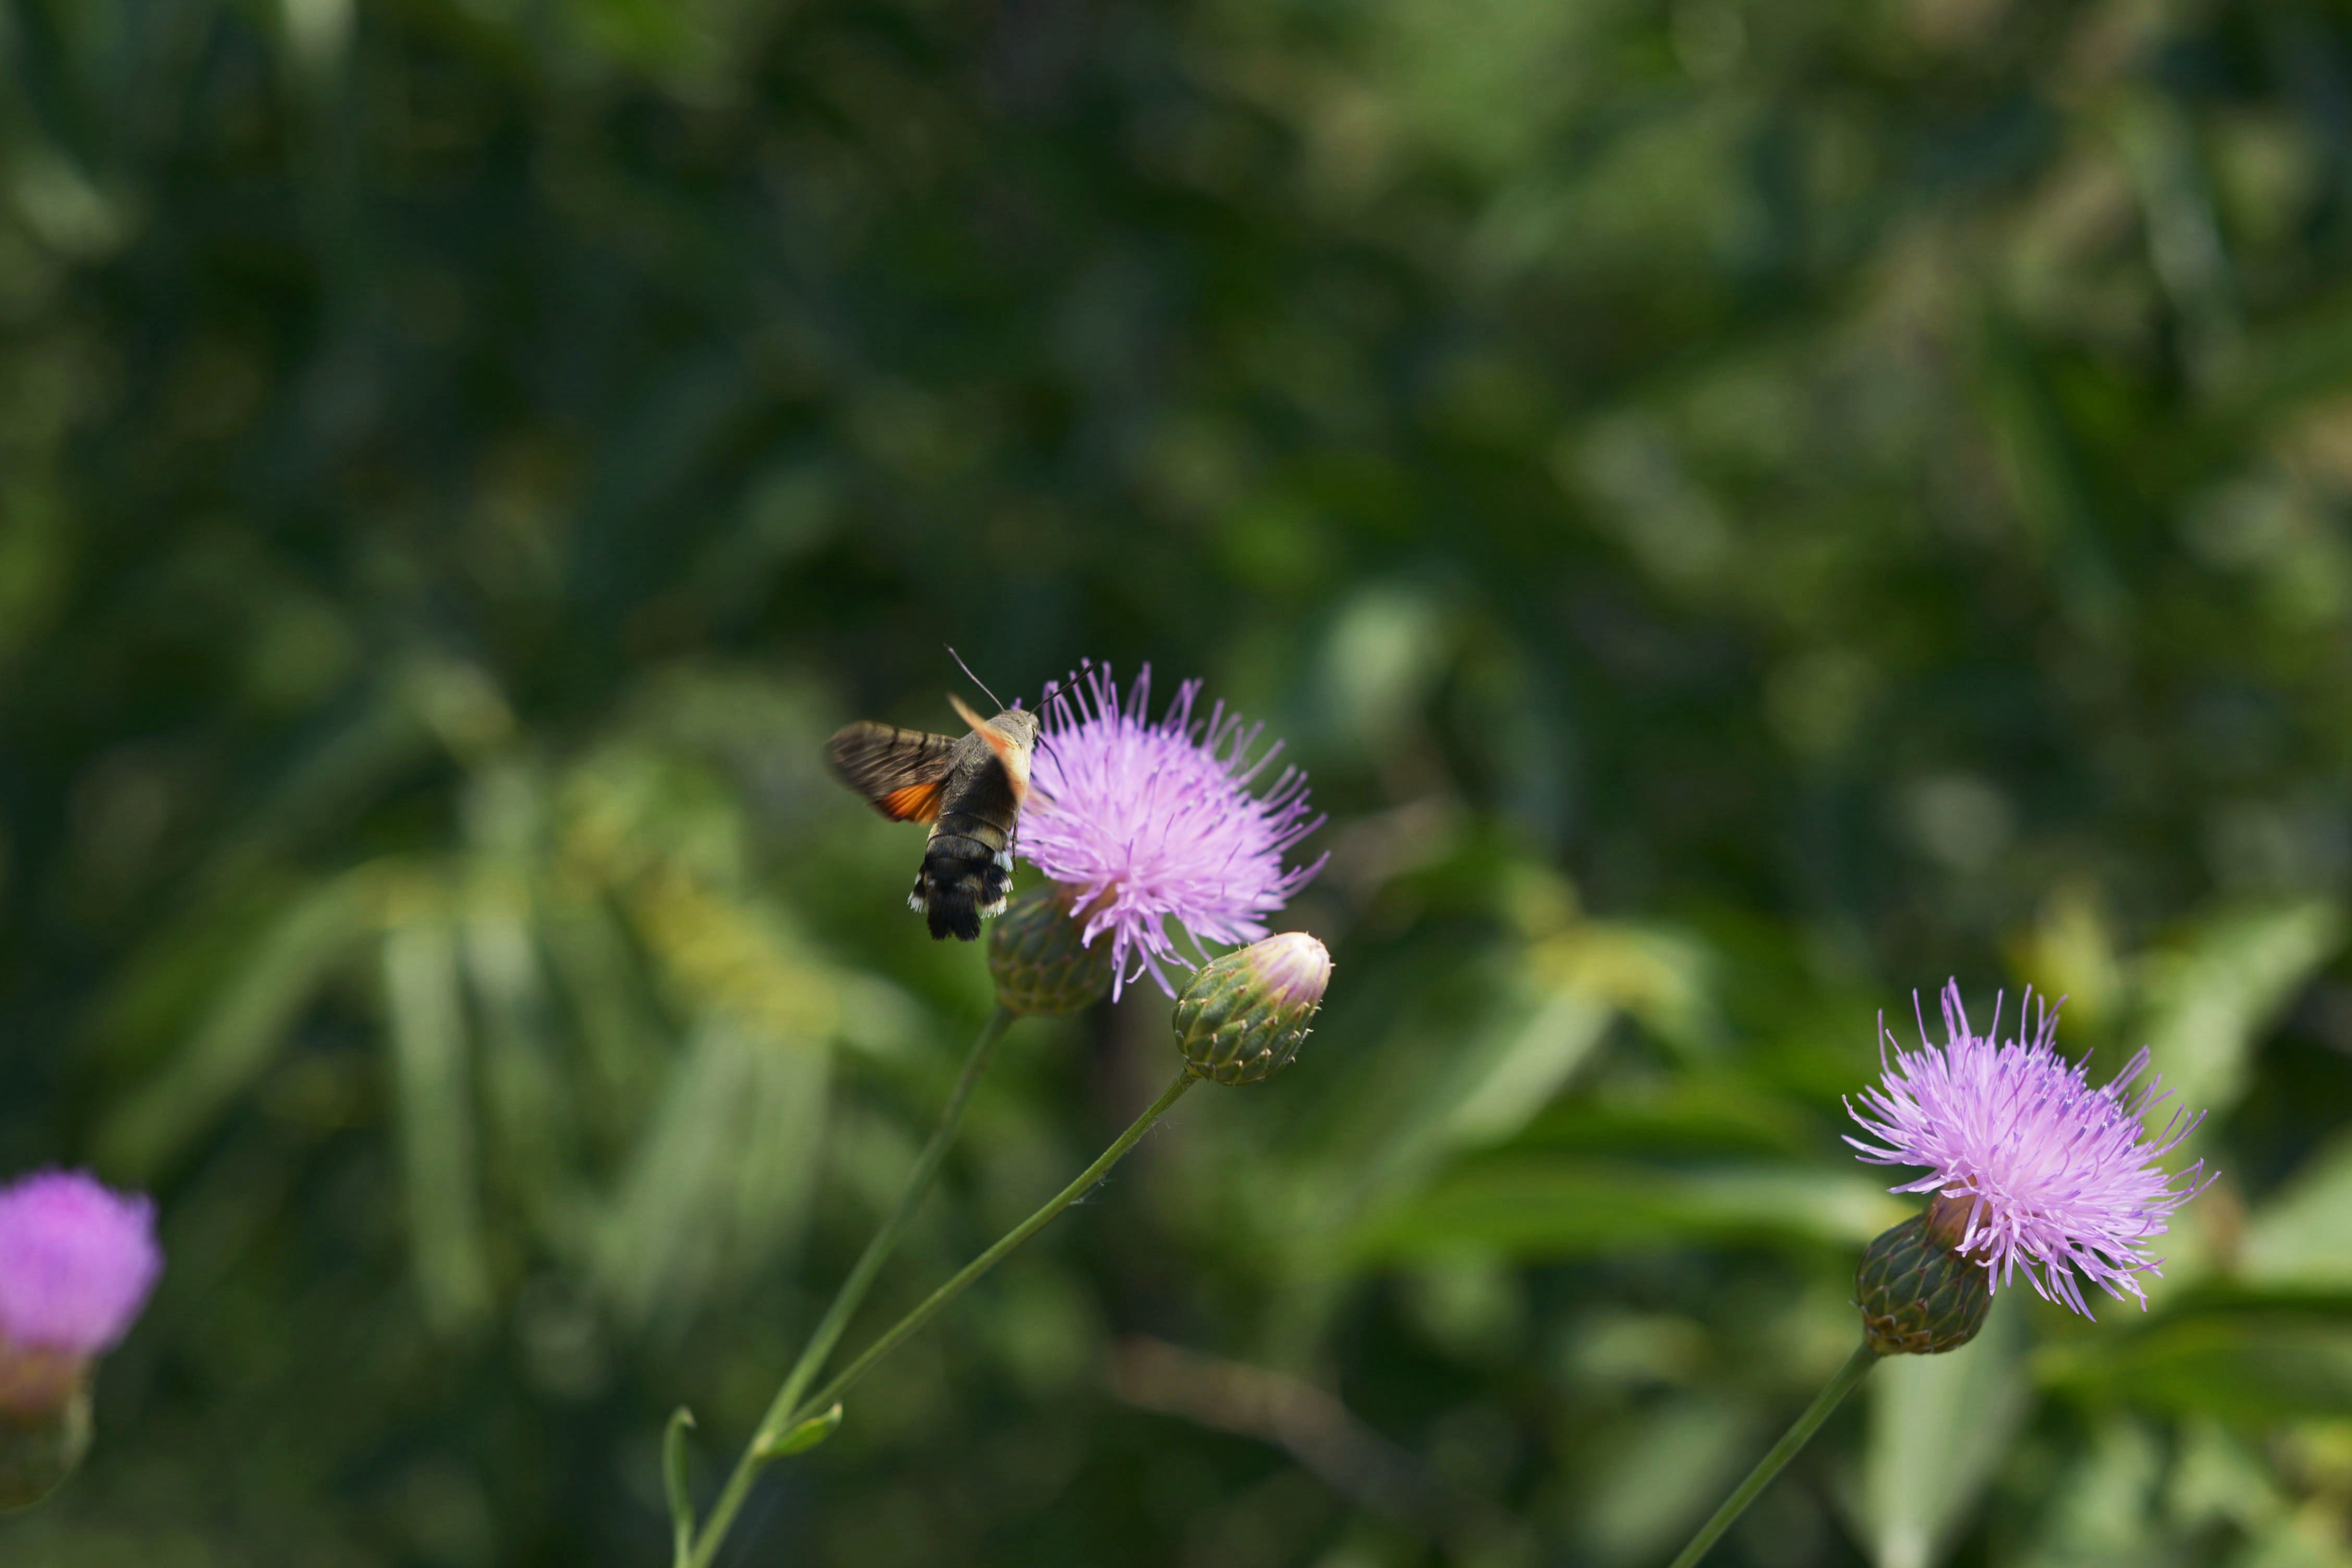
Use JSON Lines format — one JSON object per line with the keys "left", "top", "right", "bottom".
{"left": 385, "top": 906, "right": 495, "bottom": 1332}
{"left": 1349, "top": 1159, "right": 1907, "bottom": 1263}
{"left": 1859, "top": 1296, "right": 2028, "bottom": 1568}
{"left": 2243, "top": 1133, "right": 2352, "bottom": 1289}
{"left": 2041, "top": 1314, "right": 2352, "bottom": 1419}
{"left": 98, "top": 869, "right": 377, "bottom": 1181}
{"left": 1435, "top": 980, "right": 1614, "bottom": 1151}
{"left": 2007, "top": 1418, "right": 2167, "bottom": 1565}
{"left": 1422, "top": 919, "right": 1718, "bottom": 1167}
{"left": 1576, "top": 1394, "right": 1757, "bottom": 1564}
{"left": 664, "top": 1406, "right": 697, "bottom": 1566}
{"left": 595, "top": 1016, "right": 831, "bottom": 1327}
{"left": 2135, "top": 900, "right": 2344, "bottom": 1119}
{"left": 463, "top": 871, "right": 585, "bottom": 1255}
{"left": 1356, "top": 926, "right": 1636, "bottom": 1207}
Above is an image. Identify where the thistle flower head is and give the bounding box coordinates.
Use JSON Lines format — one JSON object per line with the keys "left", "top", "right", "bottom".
{"left": 0, "top": 1171, "right": 163, "bottom": 1359}
{"left": 1024, "top": 663, "right": 1326, "bottom": 1000}
{"left": 1846, "top": 981, "right": 2213, "bottom": 1317}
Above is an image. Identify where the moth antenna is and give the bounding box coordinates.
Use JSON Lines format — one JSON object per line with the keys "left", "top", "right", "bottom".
{"left": 945, "top": 645, "right": 1007, "bottom": 711}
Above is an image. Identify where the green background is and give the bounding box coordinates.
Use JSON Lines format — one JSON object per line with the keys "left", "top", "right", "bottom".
{"left": 4, "top": 0, "right": 2351, "bottom": 1564}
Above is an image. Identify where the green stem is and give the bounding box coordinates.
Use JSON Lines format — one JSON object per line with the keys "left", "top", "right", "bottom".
{"left": 684, "top": 1006, "right": 1013, "bottom": 1568}
{"left": 684, "top": 1063, "right": 1199, "bottom": 1568}
{"left": 1664, "top": 1341, "right": 1878, "bottom": 1568}
{"left": 780, "top": 1068, "right": 1197, "bottom": 1431}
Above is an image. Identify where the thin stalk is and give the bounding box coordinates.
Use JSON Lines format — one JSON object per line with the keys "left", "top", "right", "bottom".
{"left": 685, "top": 1065, "right": 1199, "bottom": 1568}
{"left": 1664, "top": 1341, "right": 1879, "bottom": 1568}
{"left": 684, "top": 1006, "right": 1013, "bottom": 1567}
{"left": 781, "top": 1069, "right": 1197, "bottom": 1429}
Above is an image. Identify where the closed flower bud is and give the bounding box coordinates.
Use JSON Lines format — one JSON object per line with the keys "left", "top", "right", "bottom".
{"left": 987, "top": 884, "right": 1116, "bottom": 1016}
{"left": 1855, "top": 1195, "right": 1992, "bottom": 1356}
{"left": 1172, "top": 932, "right": 1331, "bottom": 1085}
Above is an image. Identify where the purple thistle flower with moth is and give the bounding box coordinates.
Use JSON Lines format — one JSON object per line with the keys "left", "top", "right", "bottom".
{"left": 1846, "top": 980, "right": 2214, "bottom": 1317}
{"left": 1022, "top": 662, "right": 1326, "bottom": 1001}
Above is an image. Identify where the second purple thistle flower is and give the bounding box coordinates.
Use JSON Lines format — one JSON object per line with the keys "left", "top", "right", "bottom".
{"left": 1022, "top": 663, "right": 1327, "bottom": 1000}
{"left": 1846, "top": 979, "right": 2215, "bottom": 1317}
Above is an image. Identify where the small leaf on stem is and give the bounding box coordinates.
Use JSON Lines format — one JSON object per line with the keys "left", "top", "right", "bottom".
{"left": 756, "top": 1402, "right": 843, "bottom": 1461}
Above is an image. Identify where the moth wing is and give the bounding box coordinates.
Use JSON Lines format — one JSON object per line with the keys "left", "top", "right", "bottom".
{"left": 948, "top": 694, "right": 1034, "bottom": 805}
{"left": 827, "top": 721, "right": 959, "bottom": 822}
{"left": 878, "top": 781, "right": 947, "bottom": 823}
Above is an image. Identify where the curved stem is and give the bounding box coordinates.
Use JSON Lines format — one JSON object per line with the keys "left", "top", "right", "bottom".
{"left": 1664, "top": 1341, "right": 1878, "bottom": 1568}
{"left": 684, "top": 1063, "right": 1198, "bottom": 1568}
{"left": 780, "top": 1069, "right": 1197, "bottom": 1431}
{"left": 685, "top": 1006, "right": 1013, "bottom": 1567}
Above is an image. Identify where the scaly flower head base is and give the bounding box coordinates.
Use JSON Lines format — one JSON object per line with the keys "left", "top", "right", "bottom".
{"left": 0, "top": 1383, "right": 90, "bottom": 1513}
{"left": 1847, "top": 981, "right": 2213, "bottom": 1318}
{"left": 1855, "top": 1205, "right": 1992, "bottom": 1355}
{"left": 987, "top": 883, "right": 1118, "bottom": 1016}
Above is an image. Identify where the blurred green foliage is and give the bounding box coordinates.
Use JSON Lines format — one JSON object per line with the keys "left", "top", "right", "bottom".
{"left": 3, "top": 0, "right": 2352, "bottom": 1564}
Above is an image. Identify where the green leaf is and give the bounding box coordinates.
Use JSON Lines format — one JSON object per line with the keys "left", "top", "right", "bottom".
{"left": 1349, "top": 1159, "right": 1908, "bottom": 1264}
{"left": 385, "top": 906, "right": 494, "bottom": 1333}
{"left": 2042, "top": 1313, "right": 2352, "bottom": 1420}
{"left": 755, "top": 1403, "right": 842, "bottom": 1461}
{"left": 2006, "top": 1417, "right": 2167, "bottom": 1567}
{"left": 1573, "top": 1394, "right": 1758, "bottom": 1563}
{"left": 1859, "top": 1295, "right": 2030, "bottom": 1568}
{"left": 592, "top": 1015, "right": 832, "bottom": 1327}
{"left": 2135, "top": 900, "right": 2345, "bottom": 1119}
{"left": 663, "top": 1407, "right": 696, "bottom": 1568}
{"left": 95, "top": 871, "right": 378, "bottom": 1181}
{"left": 2243, "top": 1133, "right": 2352, "bottom": 1290}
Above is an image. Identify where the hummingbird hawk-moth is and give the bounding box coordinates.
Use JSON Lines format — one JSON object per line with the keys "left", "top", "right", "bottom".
{"left": 827, "top": 694, "right": 1041, "bottom": 941}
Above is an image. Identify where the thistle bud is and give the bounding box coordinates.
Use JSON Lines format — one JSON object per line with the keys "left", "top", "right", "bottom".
{"left": 0, "top": 1385, "right": 90, "bottom": 1512}
{"left": 1172, "top": 932, "right": 1331, "bottom": 1085}
{"left": 0, "top": 1171, "right": 163, "bottom": 1511}
{"left": 1854, "top": 1195, "right": 1991, "bottom": 1356}
{"left": 988, "top": 884, "right": 1117, "bottom": 1016}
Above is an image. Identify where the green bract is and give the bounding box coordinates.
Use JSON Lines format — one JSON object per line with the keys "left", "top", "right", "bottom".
{"left": 1856, "top": 1211, "right": 1993, "bottom": 1357}
{"left": 986, "top": 886, "right": 1116, "bottom": 1018}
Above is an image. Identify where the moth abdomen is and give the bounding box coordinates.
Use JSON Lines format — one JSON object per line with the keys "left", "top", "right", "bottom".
{"left": 911, "top": 825, "right": 1013, "bottom": 942}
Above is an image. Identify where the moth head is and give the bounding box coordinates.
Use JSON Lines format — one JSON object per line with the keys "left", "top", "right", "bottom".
{"left": 948, "top": 694, "right": 1037, "bottom": 802}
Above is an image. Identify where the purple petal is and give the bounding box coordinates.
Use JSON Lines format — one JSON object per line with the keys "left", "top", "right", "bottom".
{"left": 0, "top": 1170, "right": 164, "bottom": 1356}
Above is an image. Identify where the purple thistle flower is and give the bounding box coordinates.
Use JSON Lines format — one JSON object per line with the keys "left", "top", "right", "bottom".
{"left": 1023, "top": 662, "right": 1326, "bottom": 1000}
{"left": 1846, "top": 981, "right": 2214, "bottom": 1317}
{"left": 0, "top": 1171, "right": 163, "bottom": 1358}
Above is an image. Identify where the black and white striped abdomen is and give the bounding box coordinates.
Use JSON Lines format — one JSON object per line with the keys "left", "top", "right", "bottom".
{"left": 906, "top": 812, "right": 1015, "bottom": 941}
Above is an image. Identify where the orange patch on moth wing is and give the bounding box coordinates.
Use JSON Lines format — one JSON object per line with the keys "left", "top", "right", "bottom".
{"left": 877, "top": 780, "right": 946, "bottom": 822}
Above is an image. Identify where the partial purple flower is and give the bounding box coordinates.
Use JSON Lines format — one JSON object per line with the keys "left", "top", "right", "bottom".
{"left": 1023, "top": 663, "right": 1325, "bottom": 1000}
{"left": 0, "top": 1171, "right": 163, "bottom": 1359}
{"left": 1847, "top": 981, "right": 2213, "bottom": 1317}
